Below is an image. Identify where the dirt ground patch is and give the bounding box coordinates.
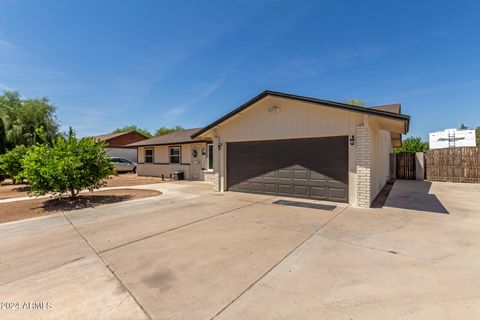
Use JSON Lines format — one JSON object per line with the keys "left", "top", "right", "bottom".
{"left": 106, "top": 173, "right": 167, "bottom": 187}
{"left": 0, "top": 174, "right": 165, "bottom": 200}
{"left": 0, "top": 189, "right": 161, "bottom": 224}
{"left": 0, "top": 182, "right": 30, "bottom": 199}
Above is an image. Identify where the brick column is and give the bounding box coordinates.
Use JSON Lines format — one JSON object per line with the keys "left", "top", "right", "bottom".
{"left": 356, "top": 125, "right": 372, "bottom": 207}
{"left": 212, "top": 138, "right": 221, "bottom": 192}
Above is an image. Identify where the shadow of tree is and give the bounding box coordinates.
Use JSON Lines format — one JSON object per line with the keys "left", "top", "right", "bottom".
{"left": 41, "top": 194, "right": 133, "bottom": 212}
{"left": 13, "top": 186, "right": 30, "bottom": 193}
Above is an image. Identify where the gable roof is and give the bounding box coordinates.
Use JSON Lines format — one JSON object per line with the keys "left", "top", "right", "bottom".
{"left": 127, "top": 128, "right": 208, "bottom": 147}
{"left": 191, "top": 90, "right": 410, "bottom": 138}
{"left": 94, "top": 130, "right": 150, "bottom": 142}
{"left": 94, "top": 132, "right": 129, "bottom": 142}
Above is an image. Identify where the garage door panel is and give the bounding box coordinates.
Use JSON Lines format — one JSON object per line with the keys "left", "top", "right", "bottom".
{"left": 237, "top": 182, "right": 250, "bottom": 191}
{"left": 227, "top": 137, "right": 348, "bottom": 203}
{"left": 264, "top": 183, "right": 277, "bottom": 194}
{"left": 278, "top": 184, "right": 292, "bottom": 195}
{"left": 250, "top": 182, "right": 263, "bottom": 192}
{"left": 293, "top": 169, "right": 308, "bottom": 180}
{"left": 329, "top": 188, "right": 347, "bottom": 201}
{"left": 293, "top": 185, "right": 308, "bottom": 197}
{"left": 309, "top": 171, "right": 327, "bottom": 182}
{"left": 278, "top": 169, "right": 292, "bottom": 180}
{"left": 310, "top": 186, "right": 327, "bottom": 199}
{"left": 263, "top": 171, "right": 277, "bottom": 179}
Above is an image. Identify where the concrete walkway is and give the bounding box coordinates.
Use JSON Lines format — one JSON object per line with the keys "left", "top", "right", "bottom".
{"left": 1, "top": 180, "right": 480, "bottom": 319}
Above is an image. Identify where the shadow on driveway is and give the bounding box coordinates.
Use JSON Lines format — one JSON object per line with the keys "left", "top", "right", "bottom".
{"left": 384, "top": 180, "right": 449, "bottom": 214}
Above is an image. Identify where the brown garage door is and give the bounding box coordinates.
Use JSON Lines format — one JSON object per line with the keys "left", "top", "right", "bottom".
{"left": 227, "top": 136, "right": 348, "bottom": 202}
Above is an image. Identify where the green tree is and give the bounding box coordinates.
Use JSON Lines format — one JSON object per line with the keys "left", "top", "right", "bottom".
{"left": 0, "top": 167, "right": 5, "bottom": 183}
{"left": 112, "top": 125, "right": 152, "bottom": 138}
{"left": 155, "top": 125, "right": 184, "bottom": 136}
{"left": 394, "top": 136, "right": 429, "bottom": 153}
{"left": 0, "top": 118, "right": 6, "bottom": 154}
{"left": 459, "top": 123, "right": 469, "bottom": 130}
{"left": 22, "top": 130, "right": 114, "bottom": 198}
{"left": 0, "top": 145, "right": 29, "bottom": 183}
{"left": 345, "top": 99, "right": 365, "bottom": 107}
{"left": 0, "top": 91, "right": 59, "bottom": 149}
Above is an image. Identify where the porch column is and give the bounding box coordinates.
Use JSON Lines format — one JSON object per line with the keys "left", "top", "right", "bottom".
{"left": 356, "top": 125, "right": 373, "bottom": 208}
{"left": 212, "top": 137, "right": 221, "bottom": 192}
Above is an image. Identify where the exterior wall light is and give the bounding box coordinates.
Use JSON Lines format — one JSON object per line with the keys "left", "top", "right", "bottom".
{"left": 350, "top": 135, "right": 355, "bottom": 145}
{"left": 218, "top": 142, "right": 223, "bottom": 150}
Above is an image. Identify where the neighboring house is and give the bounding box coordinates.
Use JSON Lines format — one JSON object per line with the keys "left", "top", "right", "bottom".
{"left": 429, "top": 128, "right": 476, "bottom": 149}
{"left": 94, "top": 131, "right": 149, "bottom": 162}
{"left": 128, "top": 91, "right": 410, "bottom": 208}
{"left": 128, "top": 128, "right": 213, "bottom": 181}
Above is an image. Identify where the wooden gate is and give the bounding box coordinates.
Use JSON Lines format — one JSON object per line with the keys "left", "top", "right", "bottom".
{"left": 396, "top": 153, "right": 416, "bottom": 180}
{"left": 425, "top": 147, "right": 480, "bottom": 183}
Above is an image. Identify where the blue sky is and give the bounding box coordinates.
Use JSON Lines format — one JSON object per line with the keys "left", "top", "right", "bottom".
{"left": 0, "top": 0, "right": 479, "bottom": 138}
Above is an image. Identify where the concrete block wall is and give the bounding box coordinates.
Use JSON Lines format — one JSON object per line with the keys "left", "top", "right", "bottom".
{"left": 356, "top": 125, "right": 373, "bottom": 208}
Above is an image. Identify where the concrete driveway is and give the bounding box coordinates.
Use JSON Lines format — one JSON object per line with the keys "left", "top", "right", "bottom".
{"left": 1, "top": 180, "right": 480, "bottom": 319}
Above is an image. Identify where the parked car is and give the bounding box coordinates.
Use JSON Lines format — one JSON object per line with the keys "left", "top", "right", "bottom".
{"left": 110, "top": 157, "right": 137, "bottom": 173}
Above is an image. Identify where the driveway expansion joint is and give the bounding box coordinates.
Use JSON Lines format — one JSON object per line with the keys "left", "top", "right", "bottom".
{"left": 61, "top": 212, "right": 153, "bottom": 320}
{"left": 98, "top": 196, "right": 277, "bottom": 254}
{"left": 210, "top": 204, "right": 349, "bottom": 319}
{"left": 0, "top": 256, "right": 87, "bottom": 288}
{"left": 317, "top": 235, "right": 419, "bottom": 260}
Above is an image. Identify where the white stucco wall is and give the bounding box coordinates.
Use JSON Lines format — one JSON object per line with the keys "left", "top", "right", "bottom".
{"left": 136, "top": 143, "right": 209, "bottom": 180}
{"left": 137, "top": 163, "right": 191, "bottom": 178}
{"left": 370, "top": 126, "right": 392, "bottom": 201}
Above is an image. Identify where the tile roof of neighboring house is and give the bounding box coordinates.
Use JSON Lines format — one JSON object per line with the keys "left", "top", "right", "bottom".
{"left": 369, "top": 103, "right": 401, "bottom": 114}
{"left": 127, "top": 128, "right": 208, "bottom": 147}
{"left": 191, "top": 90, "right": 410, "bottom": 138}
{"left": 94, "top": 132, "right": 130, "bottom": 142}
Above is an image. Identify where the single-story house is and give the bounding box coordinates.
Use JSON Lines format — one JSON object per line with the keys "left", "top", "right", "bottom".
{"left": 94, "top": 130, "right": 149, "bottom": 162}
{"left": 128, "top": 90, "right": 410, "bottom": 207}
{"left": 128, "top": 128, "right": 214, "bottom": 181}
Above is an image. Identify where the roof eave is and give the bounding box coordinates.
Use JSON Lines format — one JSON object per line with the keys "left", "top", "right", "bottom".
{"left": 191, "top": 90, "right": 411, "bottom": 138}
{"left": 126, "top": 139, "right": 212, "bottom": 148}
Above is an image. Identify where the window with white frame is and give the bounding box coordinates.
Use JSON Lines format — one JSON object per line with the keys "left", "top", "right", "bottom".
{"left": 169, "top": 146, "right": 180, "bottom": 164}
{"left": 206, "top": 143, "right": 213, "bottom": 170}
{"left": 144, "top": 148, "right": 153, "bottom": 163}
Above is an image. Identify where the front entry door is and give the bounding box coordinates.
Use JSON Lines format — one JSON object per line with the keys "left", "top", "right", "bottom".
{"left": 190, "top": 146, "right": 202, "bottom": 180}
